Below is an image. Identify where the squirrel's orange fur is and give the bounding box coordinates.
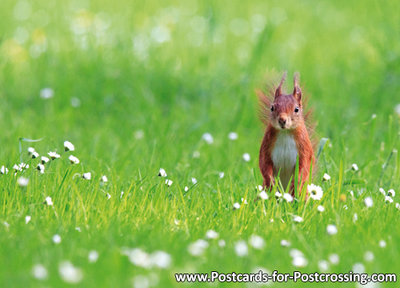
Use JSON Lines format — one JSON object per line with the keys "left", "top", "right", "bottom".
{"left": 258, "top": 72, "right": 315, "bottom": 196}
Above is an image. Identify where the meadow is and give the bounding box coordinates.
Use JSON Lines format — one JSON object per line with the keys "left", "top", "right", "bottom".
{"left": 0, "top": 0, "right": 399, "bottom": 287}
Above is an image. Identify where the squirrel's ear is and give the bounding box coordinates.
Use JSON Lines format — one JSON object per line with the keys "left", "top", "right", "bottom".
{"left": 274, "top": 71, "right": 287, "bottom": 98}
{"left": 293, "top": 72, "right": 302, "bottom": 103}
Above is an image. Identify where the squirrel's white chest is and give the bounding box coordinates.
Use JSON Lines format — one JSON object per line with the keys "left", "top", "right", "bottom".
{"left": 271, "top": 133, "right": 298, "bottom": 187}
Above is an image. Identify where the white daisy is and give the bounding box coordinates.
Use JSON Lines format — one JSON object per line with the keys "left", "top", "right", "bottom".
{"left": 165, "top": 179, "right": 173, "bottom": 186}
{"left": 17, "top": 177, "right": 29, "bottom": 187}
{"left": 88, "top": 250, "right": 99, "bottom": 263}
{"left": 379, "top": 188, "right": 386, "bottom": 196}
{"left": 257, "top": 185, "right": 263, "bottom": 191}
{"left": 351, "top": 163, "right": 359, "bottom": 171}
{"left": 308, "top": 184, "right": 323, "bottom": 200}
{"left": 293, "top": 215, "right": 304, "bottom": 223}
{"left": 396, "top": 203, "right": 400, "bottom": 210}
{"left": 242, "top": 153, "right": 251, "bottom": 162}
{"left": 328, "top": 254, "right": 340, "bottom": 265}
{"left": 68, "top": 155, "right": 80, "bottom": 164}
{"left": 388, "top": 189, "right": 395, "bottom": 197}
{"left": 52, "top": 234, "right": 62, "bottom": 244}
{"left": 106, "top": 193, "right": 111, "bottom": 200}
{"left": 228, "top": 132, "right": 238, "bottom": 140}
{"left": 326, "top": 224, "right": 338, "bottom": 235}
{"left": 37, "top": 164, "right": 45, "bottom": 174}
{"left": 322, "top": 173, "right": 331, "bottom": 181}
{"left": 219, "top": 172, "right": 224, "bottom": 178}
{"left": 280, "top": 239, "right": 291, "bottom": 247}
{"left": 58, "top": 261, "right": 83, "bottom": 284}
{"left": 82, "top": 172, "right": 91, "bottom": 180}
{"left": 352, "top": 263, "right": 365, "bottom": 273}
{"left": 292, "top": 255, "right": 308, "bottom": 267}
{"left": 48, "top": 151, "right": 60, "bottom": 160}
{"left": 158, "top": 168, "right": 167, "bottom": 177}
{"left": 0, "top": 165, "right": 9, "bottom": 174}
{"left": 100, "top": 175, "right": 108, "bottom": 183}
{"left": 27, "top": 147, "right": 36, "bottom": 155}
{"left": 249, "top": 235, "right": 265, "bottom": 249}
{"left": 234, "top": 240, "right": 248, "bottom": 257}
{"left": 317, "top": 205, "right": 325, "bottom": 212}
{"left": 41, "top": 156, "right": 50, "bottom": 164}
{"left": 259, "top": 191, "right": 268, "bottom": 200}
{"left": 134, "top": 130, "right": 144, "bottom": 139}
{"left": 25, "top": 215, "right": 31, "bottom": 224}
{"left": 283, "top": 193, "right": 293, "bottom": 202}
{"left": 32, "top": 264, "right": 48, "bottom": 280}
{"left": 31, "top": 151, "right": 39, "bottom": 159}
{"left": 318, "top": 260, "right": 329, "bottom": 272}
{"left": 188, "top": 239, "right": 209, "bottom": 256}
{"left": 202, "top": 133, "right": 214, "bottom": 144}
{"left": 218, "top": 239, "right": 226, "bottom": 247}
{"left": 233, "top": 202, "right": 241, "bottom": 210}
{"left": 45, "top": 196, "right": 53, "bottom": 206}
{"left": 379, "top": 240, "right": 386, "bottom": 248}
{"left": 364, "top": 251, "right": 374, "bottom": 262}
{"left": 241, "top": 198, "right": 248, "bottom": 204}
{"left": 184, "top": 186, "right": 189, "bottom": 192}
{"left": 364, "top": 197, "right": 373, "bottom": 208}
{"left": 13, "top": 164, "right": 22, "bottom": 172}
{"left": 275, "top": 191, "right": 282, "bottom": 198}
{"left": 64, "top": 141, "right": 75, "bottom": 152}
{"left": 40, "top": 87, "right": 54, "bottom": 99}
{"left": 385, "top": 196, "right": 393, "bottom": 203}
{"left": 149, "top": 251, "right": 171, "bottom": 269}
{"left": 191, "top": 177, "right": 197, "bottom": 184}
{"left": 205, "top": 230, "right": 219, "bottom": 239}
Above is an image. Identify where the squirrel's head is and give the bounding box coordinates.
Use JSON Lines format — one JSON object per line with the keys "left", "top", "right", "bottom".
{"left": 270, "top": 72, "right": 303, "bottom": 130}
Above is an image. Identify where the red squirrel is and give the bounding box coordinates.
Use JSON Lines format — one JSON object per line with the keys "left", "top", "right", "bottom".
{"left": 258, "top": 72, "right": 315, "bottom": 196}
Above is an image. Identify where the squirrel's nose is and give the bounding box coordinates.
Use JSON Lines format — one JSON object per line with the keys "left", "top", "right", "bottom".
{"left": 279, "top": 118, "right": 287, "bottom": 126}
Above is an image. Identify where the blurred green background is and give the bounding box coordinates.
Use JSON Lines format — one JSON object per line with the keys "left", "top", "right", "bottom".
{"left": 0, "top": 0, "right": 399, "bottom": 287}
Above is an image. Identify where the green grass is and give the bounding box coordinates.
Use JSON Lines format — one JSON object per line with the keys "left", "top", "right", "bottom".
{"left": 0, "top": 0, "right": 400, "bottom": 287}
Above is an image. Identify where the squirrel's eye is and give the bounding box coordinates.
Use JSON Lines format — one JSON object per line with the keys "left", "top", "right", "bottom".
{"left": 270, "top": 106, "right": 274, "bottom": 112}
{"left": 294, "top": 107, "right": 299, "bottom": 113}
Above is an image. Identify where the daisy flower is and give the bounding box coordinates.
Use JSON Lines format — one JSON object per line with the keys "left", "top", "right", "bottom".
{"left": 205, "top": 230, "right": 219, "bottom": 239}
{"left": 233, "top": 202, "right": 241, "bottom": 210}
{"left": 259, "top": 191, "right": 268, "bottom": 200}
{"left": 45, "top": 196, "right": 53, "bottom": 206}
{"left": 64, "top": 141, "right": 75, "bottom": 152}
{"left": 68, "top": 155, "right": 80, "bottom": 164}
{"left": 242, "top": 153, "right": 251, "bottom": 162}
{"left": 280, "top": 239, "right": 291, "bottom": 247}
{"left": 249, "top": 235, "right": 265, "bottom": 249}
{"left": 58, "top": 261, "right": 83, "bottom": 284}
{"left": 32, "top": 264, "right": 48, "bottom": 280}
{"left": 191, "top": 177, "right": 197, "bottom": 184}
{"left": 37, "top": 164, "right": 45, "bottom": 174}
{"left": 100, "top": 175, "right": 108, "bottom": 183}
{"left": 317, "top": 205, "right": 325, "bottom": 212}
{"left": 219, "top": 172, "right": 225, "bottom": 178}
{"left": 88, "top": 250, "right": 99, "bottom": 263}
{"left": 188, "top": 239, "right": 209, "bottom": 256}
{"left": 41, "top": 156, "right": 50, "bottom": 164}
{"left": 283, "top": 193, "right": 293, "bottom": 203}
{"left": 228, "top": 132, "right": 238, "bottom": 140}
{"left": 322, "top": 173, "right": 331, "bottom": 181}
{"left": 40, "top": 88, "right": 54, "bottom": 99}
{"left": 388, "top": 189, "right": 395, "bottom": 197}
{"left": 48, "top": 151, "right": 60, "bottom": 160}
{"left": 17, "top": 177, "right": 29, "bottom": 187}
{"left": 202, "top": 133, "right": 214, "bottom": 144}
{"left": 293, "top": 215, "right": 304, "bottom": 223}
{"left": 326, "top": 224, "right": 338, "bottom": 235}
{"left": 158, "top": 168, "right": 167, "bottom": 177}
{"left": 25, "top": 215, "right": 31, "bottom": 224}
{"left": 82, "top": 172, "right": 91, "bottom": 180}
{"left": 52, "top": 234, "right": 61, "bottom": 244}
{"left": 307, "top": 184, "right": 323, "bottom": 200}
{"left": 364, "top": 197, "right": 373, "bottom": 208}
{"left": 234, "top": 240, "right": 248, "bottom": 257}
{"left": 351, "top": 163, "right": 359, "bottom": 171}
{"left": 165, "top": 179, "right": 173, "bottom": 186}
{"left": 0, "top": 165, "right": 8, "bottom": 175}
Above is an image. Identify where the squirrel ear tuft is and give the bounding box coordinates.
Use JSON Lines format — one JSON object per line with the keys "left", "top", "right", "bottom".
{"left": 275, "top": 71, "right": 287, "bottom": 98}
{"left": 293, "top": 72, "right": 302, "bottom": 102}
